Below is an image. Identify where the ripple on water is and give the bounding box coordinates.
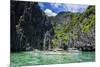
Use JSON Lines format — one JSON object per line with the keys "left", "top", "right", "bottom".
{"left": 11, "top": 51, "right": 95, "bottom": 66}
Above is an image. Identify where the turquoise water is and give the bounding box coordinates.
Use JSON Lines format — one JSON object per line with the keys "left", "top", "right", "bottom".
{"left": 11, "top": 51, "right": 95, "bottom": 67}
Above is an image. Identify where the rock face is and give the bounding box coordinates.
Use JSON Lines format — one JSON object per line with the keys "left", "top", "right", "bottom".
{"left": 73, "top": 6, "right": 95, "bottom": 51}
{"left": 11, "top": 1, "right": 95, "bottom": 52}
{"left": 75, "top": 25, "right": 95, "bottom": 51}
{"left": 49, "top": 6, "right": 95, "bottom": 51}
{"left": 11, "top": 1, "right": 52, "bottom": 52}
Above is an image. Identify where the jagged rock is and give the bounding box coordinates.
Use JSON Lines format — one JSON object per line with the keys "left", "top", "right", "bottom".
{"left": 11, "top": 1, "right": 52, "bottom": 52}
{"left": 11, "top": 1, "right": 95, "bottom": 52}
{"left": 49, "top": 6, "right": 95, "bottom": 51}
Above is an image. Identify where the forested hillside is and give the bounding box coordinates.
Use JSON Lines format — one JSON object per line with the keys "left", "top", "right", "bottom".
{"left": 11, "top": 1, "right": 95, "bottom": 52}
{"left": 50, "top": 6, "right": 95, "bottom": 51}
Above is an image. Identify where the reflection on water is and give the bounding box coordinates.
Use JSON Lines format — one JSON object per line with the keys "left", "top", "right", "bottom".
{"left": 11, "top": 51, "right": 95, "bottom": 66}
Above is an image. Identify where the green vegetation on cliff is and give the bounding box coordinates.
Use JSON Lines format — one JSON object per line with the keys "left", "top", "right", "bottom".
{"left": 50, "top": 5, "right": 95, "bottom": 49}
{"left": 11, "top": 1, "right": 95, "bottom": 52}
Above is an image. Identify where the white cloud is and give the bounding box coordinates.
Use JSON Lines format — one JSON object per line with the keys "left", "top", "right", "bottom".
{"left": 50, "top": 3, "right": 62, "bottom": 8}
{"left": 49, "top": 3, "right": 88, "bottom": 13}
{"left": 39, "top": 3, "right": 88, "bottom": 14}
{"left": 38, "top": 3, "right": 45, "bottom": 8}
{"left": 44, "top": 9, "right": 57, "bottom": 16}
{"left": 62, "top": 4, "right": 88, "bottom": 12}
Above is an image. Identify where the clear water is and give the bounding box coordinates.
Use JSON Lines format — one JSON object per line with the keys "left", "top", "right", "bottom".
{"left": 11, "top": 51, "right": 95, "bottom": 67}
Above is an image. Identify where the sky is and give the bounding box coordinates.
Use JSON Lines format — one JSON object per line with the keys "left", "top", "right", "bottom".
{"left": 38, "top": 2, "right": 89, "bottom": 16}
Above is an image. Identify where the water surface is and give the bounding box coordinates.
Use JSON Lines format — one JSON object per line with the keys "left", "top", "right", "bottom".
{"left": 11, "top": 51, "right": 95, "bottom": 67}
